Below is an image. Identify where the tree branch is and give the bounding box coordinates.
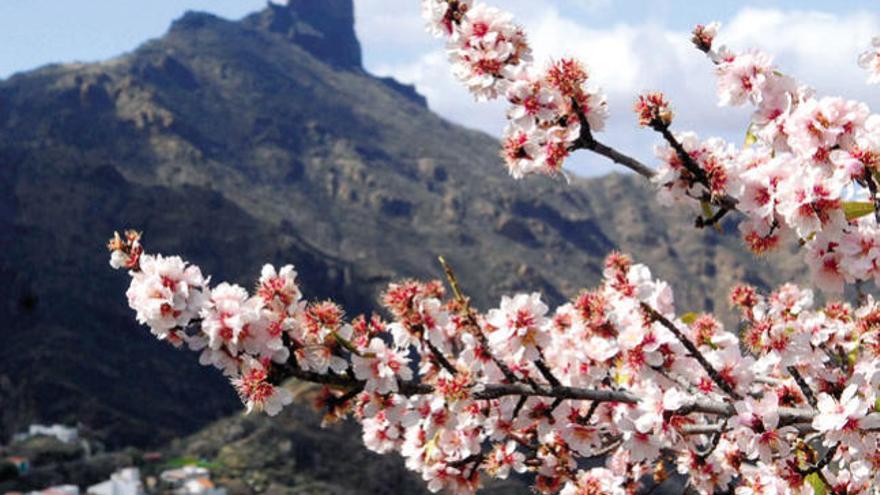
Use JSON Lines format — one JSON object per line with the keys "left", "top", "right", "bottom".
{"left": 787, "top": 366, "right": 818, "bottom": 408}
{"left": 274, "top": 360, "right": 820, "bottom": 426}
{"left": 569, "top": 99, "right": 657, "bottom": 179}
{"left": 425, "top": 337, "right": 458, "bottom": 376}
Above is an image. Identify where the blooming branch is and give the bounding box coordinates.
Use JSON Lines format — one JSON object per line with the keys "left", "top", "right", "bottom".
{"left": 108, "top": 230, "right": 880, "bottom": 494}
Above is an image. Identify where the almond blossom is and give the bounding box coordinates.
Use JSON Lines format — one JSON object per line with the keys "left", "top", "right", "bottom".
{"left": 351, "top": 338, "right": 413, "bottom": 394}
{"left": 812, "top": 384, "right": 880, "bottom": 452}
{"left": 446, "top": 3, "right": 530, "bottom": 100}
{"left": 485, "top": 292, "right": 549, "bottom": 362}
{"left": 110, "top": 233, "right": 880, "bottom": 495}
{"left": 733, "top": 394, "right": 797, "bottom": 464}
{"left": 232, "top": 356, "right": 293, "bottom": 416}
{"left": 714, "top": 49, "right": 774, "bottom": 107}
{"left": 125, "top": 253, "right": 206, "bottom": 342}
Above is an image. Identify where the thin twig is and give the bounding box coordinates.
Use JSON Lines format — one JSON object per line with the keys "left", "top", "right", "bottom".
{"left": 425, "top": 337, "right": 458, "bottom": 376}
{"left": 641, "top": 303, "right": 743, "bottom": 400}
{"left": 535, "top": 357, "right": 562, "bottom": 387}
{"left": 787, "top": 366, "right": 818, "bottom": 408}
{"left": 695, "top": 206, "right": 731, "bottom": 229}
{"left": 438, "top": 256, "right": 519, "bottom": 383}
{"left": 570, "top": 99, "right": 657, "bottom": 179}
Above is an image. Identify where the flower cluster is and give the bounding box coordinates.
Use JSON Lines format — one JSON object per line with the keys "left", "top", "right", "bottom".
{"left": 110, "top": 234, "right": 880, "bottom": 495}
{"left": 423, "top": 0, "right": 607, "bottom": 178}
{"left": 648, "top": 25, "right": 880, "bottom": 293}
{"left": 426, "top": 0, "right": 880, "bottom": 296}
{"left": 634, "top": 92, "right": 673, "bottom": 129}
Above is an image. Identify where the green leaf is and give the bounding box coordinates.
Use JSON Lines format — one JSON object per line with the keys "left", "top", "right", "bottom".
{"left": 680, "top": 312, "right": 699, "bottom": 325}
{"left": 806, "top": 473, "right": 826, "bottom": 495}
{"left": 700, "top": 200, "right": 722, "bottom": 233}
{"left": 848, "top": 347, "right": 860, "bottom": 367}
{"left": 842, "top": 201, "right": 876, "bottom": 221}
{"left": 744, "top": 128, "right": 758, "bottom": 148}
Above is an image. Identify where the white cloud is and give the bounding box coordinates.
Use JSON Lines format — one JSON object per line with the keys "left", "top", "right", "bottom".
{"left": 723, "top": 8, "right": 880, "bottom": 102}
{"left": 357, "top": 4, "right": 880, "bottom": 176}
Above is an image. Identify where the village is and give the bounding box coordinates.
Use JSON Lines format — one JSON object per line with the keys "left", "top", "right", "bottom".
{"left": 0, "top": 425, "right": 226, "bottom": 495}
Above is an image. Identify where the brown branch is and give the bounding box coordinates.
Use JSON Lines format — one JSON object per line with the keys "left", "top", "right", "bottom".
{"left": 568, "top": 102, "right": 741, "bottom": 228}
{"left": 582, "top": 399, "right": 601, "bottom": 424}
{"left": 512, "top": 394, "right": 528, "bottom": 419}
{"left": 653, "top": 123, "right": 739, "bottom": 211}
{"left": 680, "top": 424, "right": 728, "bottom": 435}
{"left": 425, "top": 337, "right": 458, "bottom": 376}
{"left": 448, "top": 452, "right": 487, "bottom": 469}
{"left": 798, "top": 443, "right": 838, "bottom": 477}
{"left": 787, "top": 366, "right": 818, "bottom": 408}
{"left": 653, "top": 123, "right": 709, "bottom": 184}
{"left": 695, "top": 205, "right": 731, "bottom": 229}
{"left": 584, "top": 437, "right": 624, "bottom": 459}
{"left": 570, "top": 107, "right": 657, "bottom": 179}
{"left": 578, "top": 136, "right": 658, "bottom": 179}
{"left": 535, "top": 357, "right": 562, "bottom": 387}
{"left": 326, "top": 384, "right": 365, "bottom": 409}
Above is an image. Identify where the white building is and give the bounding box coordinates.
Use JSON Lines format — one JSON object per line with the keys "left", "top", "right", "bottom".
{"left": 27, "top": 485, "right": 80, "bottom": 495}
{"left": 86, "top": 467, "right": 145, "bottom": 495}
{"left": 14, "top": 424, "right": 79, "bottom": 444}
{"left": 160, "top": 465, "right": 210, "bottom": 485}
{"left": 160, "top": 466, "right": 226, "bottom": 495}
{"left": 180, "top": 477, "right": 226, "bottom": 495}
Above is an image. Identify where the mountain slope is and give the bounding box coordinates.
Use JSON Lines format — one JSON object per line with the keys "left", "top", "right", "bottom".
{"left": 162, "top": 396, "right": 531, "bottom": 495}
{"left": 0, "top": 0, "right": 802, "bottom": 449}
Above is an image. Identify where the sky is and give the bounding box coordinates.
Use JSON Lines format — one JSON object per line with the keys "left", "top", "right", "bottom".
{"left": 2, "top": 0, "right": 879, "bottom": 176}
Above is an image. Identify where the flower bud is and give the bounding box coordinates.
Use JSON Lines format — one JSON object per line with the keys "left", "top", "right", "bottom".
{"left": 634, "top": 92, "right": 673, "bottom": 128}
{"left": 691, "top": 22, "right": 720, "bottom": 53}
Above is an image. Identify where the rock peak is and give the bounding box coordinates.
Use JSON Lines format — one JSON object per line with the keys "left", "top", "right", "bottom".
{"left": 246, "top": 0, "right": 362, "bottom": 70}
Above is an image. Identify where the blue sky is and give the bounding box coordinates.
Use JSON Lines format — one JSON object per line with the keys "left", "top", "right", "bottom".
{"left": 0, "top": 1, "right": 873, "bottom": 79}
{"left": 2, "top": 1, "right": 879, "bottom": 176}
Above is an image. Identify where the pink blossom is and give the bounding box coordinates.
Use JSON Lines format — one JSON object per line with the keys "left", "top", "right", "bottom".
{"left": 784, "top": 96, "right": 868, "bottom": 161}
{"left": 351, "top": 338, "right": 413, "bottom": 394}
{"left": 200, "top": 282, "right": 263, "bottom": 353}
{"left": 813, "top": 384, "right": 880, "bottom": 451}
{"left": 446, "top": 3, "right": 530, "bottom": 100}
{"left": 421, "top": 0, "right": 473, "bottom": 38}
{"left": 715, "top": 49, "right": 774, "bottom": 107}
{"left": 231, "top": 356, "right": 292, "bottom": 416}
{"left": 125, "top": 254, "right": 207, "bottom": 340}
{"left": 734, "top": 394, "right": 797, "bottom": 463}
{"left": 257, "top": 264, "right": 301, "bottom": 311}
{"left": 485, "top": 441, "right": 525, "bottom": 479}
{"left": 559, "top": 468, "right": 625, "bottom": 495}
{"left": 485, "top": 292, "right": 549, "bottom": 362}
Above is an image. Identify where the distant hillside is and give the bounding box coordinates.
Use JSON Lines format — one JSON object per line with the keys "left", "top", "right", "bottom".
{"left": 163, "top": 397, "right": 532, "bottom": 495}
{"left": 0, "top": 0, "right": 803, "bottom": 452}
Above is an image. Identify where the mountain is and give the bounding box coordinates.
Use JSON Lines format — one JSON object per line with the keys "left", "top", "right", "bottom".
{"left": 0, "top": 0, "right": 803, "bottom": 455}
{"left": 160, "top": 390, "right": 532, "bottom": 495}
